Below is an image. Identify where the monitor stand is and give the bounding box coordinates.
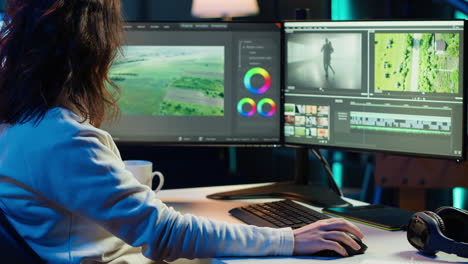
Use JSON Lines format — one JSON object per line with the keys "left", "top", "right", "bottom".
{"left": 207, "top": 147, "right": 351, "bottom": 208}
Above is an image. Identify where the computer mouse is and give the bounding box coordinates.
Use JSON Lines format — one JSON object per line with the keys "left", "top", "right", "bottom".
{"left": 313, "top": 232, "right": 368, "bottom": 257}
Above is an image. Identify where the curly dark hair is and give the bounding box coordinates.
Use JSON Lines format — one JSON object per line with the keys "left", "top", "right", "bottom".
{"left": 0, "top": 0, "right": 123, "bottom": 127}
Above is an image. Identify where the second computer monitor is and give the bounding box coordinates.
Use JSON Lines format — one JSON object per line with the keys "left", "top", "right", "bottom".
{"left": 103, "top": 22, "right": 282, "bottom": 145}
{"left": 284, "top": 20, "right": 465, "bottom": 159}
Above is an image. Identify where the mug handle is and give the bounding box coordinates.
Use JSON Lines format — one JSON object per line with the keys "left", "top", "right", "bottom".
{"left": 151, "top": 171, "right": 164, "bottom": 193}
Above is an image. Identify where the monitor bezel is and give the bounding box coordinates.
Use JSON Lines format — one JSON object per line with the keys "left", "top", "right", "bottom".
{"left": 282, "top": 19, "right": 467, "bottom": 161}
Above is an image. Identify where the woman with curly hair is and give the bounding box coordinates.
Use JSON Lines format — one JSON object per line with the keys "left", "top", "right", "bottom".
{"left": 0, "top": 1, "right": 363, "bottom": 263}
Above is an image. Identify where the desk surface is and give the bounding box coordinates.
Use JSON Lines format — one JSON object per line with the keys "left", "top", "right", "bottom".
{"left": 156, "top": 184, "right": 468, "bottom": 264}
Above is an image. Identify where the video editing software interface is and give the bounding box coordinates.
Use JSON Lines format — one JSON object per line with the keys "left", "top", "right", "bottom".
{"left": 104, "top": 22, "right": 281, "bottom": 144}
{"left": 284, "top": 20, "right": 465, "bottom": 159}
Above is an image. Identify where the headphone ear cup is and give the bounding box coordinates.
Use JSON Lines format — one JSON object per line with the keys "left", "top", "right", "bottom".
{"left": 435, "top": 207, "right": 468, "bottom": 243}
{"left": 424, "top": 211, "right": 447, "bottom": 236}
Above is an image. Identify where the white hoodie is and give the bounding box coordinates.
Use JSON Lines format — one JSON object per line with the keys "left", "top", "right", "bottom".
{"left": 0, "top": 107, "right": 294, "bottom": 263}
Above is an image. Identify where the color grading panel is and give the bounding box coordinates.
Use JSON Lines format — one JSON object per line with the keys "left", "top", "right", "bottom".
{"left": 103, "top": 22, "right": 281, "bottom": 145}
{"left": 234, "top": 36, "right": 281, "bottom": 139}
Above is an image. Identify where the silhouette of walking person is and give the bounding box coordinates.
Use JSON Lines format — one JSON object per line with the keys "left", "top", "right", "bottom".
{"left": 321, "top": 38, "right": 335, "bottom": 79}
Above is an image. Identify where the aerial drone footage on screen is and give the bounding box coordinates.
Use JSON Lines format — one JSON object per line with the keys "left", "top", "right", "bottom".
{"left": 110, "top": 45, "right": 225, "bottom": 116}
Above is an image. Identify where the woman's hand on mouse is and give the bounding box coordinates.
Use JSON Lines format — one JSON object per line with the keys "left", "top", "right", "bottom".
{"left": 292, "top": 218, "right": 364, "bottom": 256}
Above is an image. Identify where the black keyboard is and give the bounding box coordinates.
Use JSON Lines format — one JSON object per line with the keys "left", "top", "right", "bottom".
{"left": 229, "top": 199, "right": 330, "bottom": 229}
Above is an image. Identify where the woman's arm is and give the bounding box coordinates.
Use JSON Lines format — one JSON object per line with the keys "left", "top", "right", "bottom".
{"left": 37, "top": 127, "right": 294, "bottom": 261}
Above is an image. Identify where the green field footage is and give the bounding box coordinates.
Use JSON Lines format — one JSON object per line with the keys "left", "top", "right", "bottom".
{"left": 375, "top": 33, "right": 460, "bottom": 94}
{"left": 110, "top": 46, "right": 225, "bottom": 116}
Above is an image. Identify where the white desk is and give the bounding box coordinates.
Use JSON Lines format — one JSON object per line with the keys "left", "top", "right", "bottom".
{"left": 156, "top": 184, "right": 468, "bottom": 264}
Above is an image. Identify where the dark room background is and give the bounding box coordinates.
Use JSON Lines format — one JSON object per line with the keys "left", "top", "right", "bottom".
{"left": 0, "top": 0, "right": 466, "bottom": 210}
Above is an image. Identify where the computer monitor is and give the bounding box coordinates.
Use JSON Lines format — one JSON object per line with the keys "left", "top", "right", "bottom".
{"left": 283, "top": 20, "right": 466, "bottom": 160}
{"left": 208, "top": 20, "right": 466, "bottom": 207}
{"left": 102, "top": 22, "right": 282, "bottom": 145}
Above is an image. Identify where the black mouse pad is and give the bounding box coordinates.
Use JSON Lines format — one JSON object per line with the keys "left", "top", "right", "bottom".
{"left": 323, "top": 204, "right": 414, "bottom": 231}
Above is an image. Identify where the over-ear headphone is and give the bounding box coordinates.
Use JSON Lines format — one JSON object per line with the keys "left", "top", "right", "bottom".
{"left": 407, "top": 206, "right": 468, "bottom": 258}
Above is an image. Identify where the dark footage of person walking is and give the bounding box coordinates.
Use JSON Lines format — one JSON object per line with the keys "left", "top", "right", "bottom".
{"left": 321, "top": 38, "right": 335, "bottom": 79}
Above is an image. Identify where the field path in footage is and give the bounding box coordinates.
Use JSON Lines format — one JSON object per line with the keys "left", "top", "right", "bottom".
{"left": 164, "top": 87, "right": 224, "bottom": 108}
{"left": 410, "top": 33, "right": 421, "bottom": 92}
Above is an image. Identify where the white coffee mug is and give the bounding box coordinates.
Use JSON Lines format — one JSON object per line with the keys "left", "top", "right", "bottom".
{"left": 123, "top": 160, "right": 164, "bottom": 193}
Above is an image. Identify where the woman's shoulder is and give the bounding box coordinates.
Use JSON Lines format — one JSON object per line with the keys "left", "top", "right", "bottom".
{"left": 7, "top": 107, "right": 114, "bottom": 150}
{"left": 1, "top": 107, "right": 116, "bottom": 154}
{"left": 40, "top": 107, "right": 107, "bottom": 136}
{"left": 44, "top": 107, "right": 115, "bottom": 146}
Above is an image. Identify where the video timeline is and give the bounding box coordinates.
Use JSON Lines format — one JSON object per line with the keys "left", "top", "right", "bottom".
{"left": 349, "top": 112, "right": 452, "bottom": 135}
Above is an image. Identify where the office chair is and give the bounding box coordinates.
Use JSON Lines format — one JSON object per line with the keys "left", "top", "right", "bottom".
{"left": 0, "top": 209, "right": 45, "bottom": 264}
